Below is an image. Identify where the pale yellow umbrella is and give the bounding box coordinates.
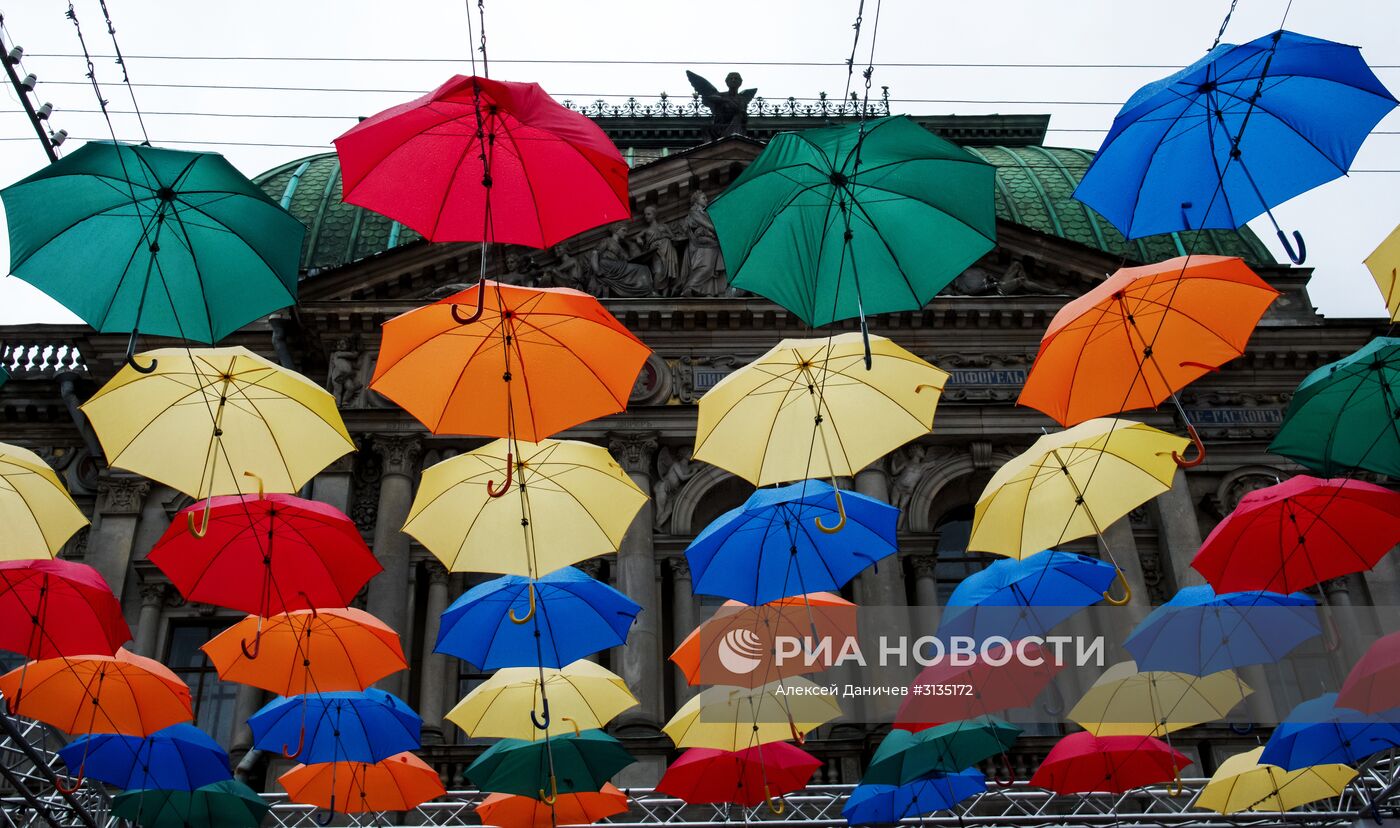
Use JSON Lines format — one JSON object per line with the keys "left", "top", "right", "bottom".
{"left": 403, "top": 438, "right": 645, "bottom": 578}
{"left": 446, "top": 660, "right": 637, "bottom": 742}
{"left": 1364, "top": 223, "right": 1400, "bottom": 322}
{"left": 0, "top": 442, "right": 88, "bottom": 560}
{"left": 1198, "top": 747, "right": 1356, "bottom": 814}
{"left": 663, "top": 678, "right": 842, "bottom": 751}
{"left": 1069, "top": 661, "right": 1252, "bottom": 737}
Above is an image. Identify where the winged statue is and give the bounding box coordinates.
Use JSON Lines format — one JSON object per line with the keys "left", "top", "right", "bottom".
{"left": 686, "top": 70, "right": 758, "bottom": 139}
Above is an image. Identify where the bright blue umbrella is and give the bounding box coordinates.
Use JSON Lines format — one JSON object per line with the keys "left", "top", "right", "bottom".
{"left": 938, "top": 550, "right": 1118, "bottom": 643}
{"left": 58, "top": 724, "right": 229, "bottom": 791}
{"left": 1261, "top": 693, "right": 1400, "bottom": 770}
{"left": 843, "top": 769, "right": 986, "bottom": 825}
{"left": 685, "top": 479, "right": 897, "bottom": 605}
{"left": 248, "top": 689, "right": 420, "bottom": 764}
{"left": 435, "top": 566, "right": 640, "bottom": 669}
{"left": 1124, "top": 586, "right": 1319, "bottom": 676}
{"left": 1074, "top": 30, "right": 1396, "bottom": 261}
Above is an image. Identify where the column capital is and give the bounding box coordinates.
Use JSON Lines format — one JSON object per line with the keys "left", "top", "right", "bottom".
{"left": 607, "top": 431, "right": 660, "bottom": 476}
{"left": 907, "top": 553, "right": 939, "bottom": 579}
{"left": 424, "top": 559, "right": 452, "bottom": 587}
{"left": 575, "top": 557, "right": 605, "bottom": 579}
{"left": 97, "top": 474, "right": 151, "bottom": 515}
{"left": 139, "top": 581, "right": 170, "bottom": 608}
{"left": 670, "top": 556, "right": 691, "bottom": 582}
{"left": 371, "top": 434, "right": 423, "bottom": 477}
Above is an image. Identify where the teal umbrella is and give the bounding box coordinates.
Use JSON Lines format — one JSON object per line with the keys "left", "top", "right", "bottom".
{"left": 864, "top": 717, "right": 1021, "bottom": 786}
{"left": 0, "top": 142, "right": 304, "bottom": 371}
{"left": 1269, "top": 337, "right": 1400, "bottom": 478}
{"left": 465, "top": 728, "right": 635, "bottom": 800}
{"left": 110, "top": 780, "right": 268, "bottom": 828}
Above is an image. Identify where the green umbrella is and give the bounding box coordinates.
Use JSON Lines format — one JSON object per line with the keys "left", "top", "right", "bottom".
{"left": 465, "top": 728, "right": 635, "bottom": 801}
{"left": 0, "top": 142, "right": 304, "bottom": 371}
{"left": 1269, "top": 337, "right": 1400, "bottom": 478}
{"left": 864, "top": 716, "right": 1021, "bottom": 786}
{"left": 111, "top": 779, "right": 269, "bottom": 828}
{"left": 708, "top": 115, "right": 995, "bottom": 353}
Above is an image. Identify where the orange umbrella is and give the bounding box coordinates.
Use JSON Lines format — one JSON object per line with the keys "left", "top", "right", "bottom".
{"left": 476, "top": 783, "right": 629, "bottom": 828}
{"left": 370, "top": 281, "right": 651, "bottom": 442}
{"left": 1018, "top": 256, "right": 1277, "bottom": 460}
{"left": 670, "top": 593, "right": 857, "bottom": 688}
{"left": 0, "top": 648, "right": 191, "bottom": 736}
{"left": 202, "top": 607, "right": 407, "bottom": 695}
{"left": 279, "top": 752, "right": 445, "bottom": 814}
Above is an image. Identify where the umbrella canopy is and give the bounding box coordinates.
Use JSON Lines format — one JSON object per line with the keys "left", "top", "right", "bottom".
{"left": 435, "top": 565, "right": 639, "bottom": 670}
{"left": 1018, "top": 256, "right": 1277, "bottom": 427}
{"left": 1124, "top": 586, "right": 1319, "bottom": 675}
{"left": 938, "top": 550, "right": 1119, "bottom": 643}
{"left": 896, "top": 640, "right": 1064, "bottom": 728}
{"left": 404, "top": 438, "right": 646, "bottom": 576}
{"left": 843, "top": 770, "right": 986, "bottom": 825}
{"left": 1339, "top": 631, "right": 1400, "bottom": 714}
{"left": 248, "top": 690, "right": 421, "bottom": 764}
{"left": 1268, "top": 338, "right": 1400, "bottom": 478}
{"left": 446, "top": 660, "right": 637, "bottom": 741}
{"left": 657, "top": 743, "right": 822, "bottom": 808}
{"left": 684, "top": 480, "right": 898, "bottom": 605}
{"left": 80, "top": 347, "right": 354, "bottom": 499}
{"left": 149, "top": 493, "right": 380, "bottom": 617}
{"left": 202, "top": 608, "right": 406, "bottom": 695}
{"left": 0, "top": 649, "right": 191, "bottom": 736}
{"left": 465, "top": 729, "right": 635, "bottom": 799}
{"left": 0, "top": 142, "right": 303, "bottom": 346}
{"left": 58, "top": 724, "right": 229, "bottom": 791}
{"left": 864, "top": 718, "right": 1021, "bottom": 786}
{"left": 1069, "top": 661, "right": 1251, "bottom": 737}
{"left": 370, "top": 281, "right": 650, "bottom": 441}
{"left": 695, "top": 333, "right": 948, "bottom": 486}
{"left": 1365, "top": 223, "right": 1400, "bottom": 322}
{"left": 708, "top": 115, "right": 995, "bottom": 328}
{"left": 334, "top": 75, "right": 629, "bottom": 247}
{"left": 1260, "top": 693, "right": 1400, "bottom": 771}
{"left": 1191, "top": 475, "right": 1400, "bottom": 593}
{"left": 1030, "top": 733, "right": 1189, "bottom": 794}
{"left": 0, "top": 442, "right": 88, "bottom": 560}
{"left": 111, "top": 780, "right": 269, "bottom": 828}
{"left": 279, "top": 752, "right": 445, "bottom": 814}
{"left": 476, "top": 784, "right": 628, "bottom": 828}
{"left": 663, "top": 679, "right": 843, "bottom": 751}
{"left": 670, "top": 593, "right": 857, "bottom": 688}
{"left": 0, "top": 559, "right": 130, "bottom": 659}
{"left": 1198, "top": 747, "right": 1355, "bottom": 814}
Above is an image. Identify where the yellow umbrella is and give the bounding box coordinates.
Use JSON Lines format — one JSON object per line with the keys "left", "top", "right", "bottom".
{"left": 694, "top": 332, "right": 947, "bottom": 487}
{"left": 662, "top": 678, "right": 842, "bottom": 751}
{"left": 0, "top": 443, "right": 88, "bottom": 560}
{"left": 446, "top": 660, "right": 637, "bottom": 742}
{"left": 81, "top": 348, "right": 354, "bottom": 509}
{"left": 1364, "top": 223, "right": 1400, "bottom": 321}
{"left": 967, "top": 418, "right": 1187, "bottom": 604}
{"left": 1198, "top": 747, "right": 1355, "bottom": 814}
{"left": 403, "top": 438, "right": 645, "bottom": 577}
{"left": 1069, "top": 661, "right": 1252, "bottom": 737}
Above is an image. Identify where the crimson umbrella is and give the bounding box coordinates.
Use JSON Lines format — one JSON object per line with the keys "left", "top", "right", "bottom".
{"left": 1030, "top": 733, "right": 1190, "bottom": 795}
{"left": 895, "top": 640, "right": 1064, "bottom": 730}
{"left": 656, "top": 743, "right": 822, "bottom": 811}
{"left": 1339, "top": 632, "right": 1400, "bottom": 714}
{"left": 0, "top": 559, "right": 130, "bottom": 659}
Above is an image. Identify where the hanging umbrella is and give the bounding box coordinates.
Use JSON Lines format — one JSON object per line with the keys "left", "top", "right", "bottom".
{"left": 1365, "top": 224, "right": 1400, "bottom": 322}
{"left": 1260, "top": 693, "right": 1400, "bottom": 771}
{"left": 1268, "top": 337, "right": 1400, "bottom": 478}
{"left": 476, "top": 783, "right": 629, "bottom": 828}
{"left": 1339, "top": 632, "right": 1400, "bottom": 714}
{"left": 404, "top": 438, "right": 646, "bottom": 577}
{"left": 843, "top": 770, "right": 986, "bottom": 825}
{"left": 1191, "top": 475, "right": 1400, "bottom": 593}
{"left": 446, "top": 659, "right": 637, "bottom": 740}
{"left": 80, "top": 347, "right": 354, "bottom": 502}
{"left": 1068, "top": 661, "right": 1251, "bottom": 737}
{"left": 0, "top": 649, "right": 191, "bottom": 736}
{"left": 248, "top": 690, "right": 421, "bottom": 764}
{"left": 684, "top": 480, "right": 898, "bottom": 605}
{"left": 334, "top": 75, "right": 629, "bottom": 247}
{"left": 202, "top": 608, "right": 405, "bottom": 695}
{"left": 695, "top": 333, "right": 948, "bottom": 486}
{"left": 435, "top": 565, "right": 639, "bottom": 670}
{"left": 0, "top": 142, "right": 304, "bottom": 367}
{"left": 670, "top": 593, "right": 857, "bottom": 688}
{"left": 279, "top": 752, "right": 445, "bottom": 815}
{"left": 967, "top": 419, "right": 1188, "bottom": 605}
{"left": 663, "top": 679, "right": 843, "bottom": 751}
{"left": 0, "top": 559, "right": 130, "bottom": 659}
{"left": 657, "top": 743, "right": 822, "bottom": 809}
{"left": 0, "top": 442, "right": 88, "bottom": 561}
{"left": 1198, "top": 747, "right": 1355, "bottom": 814}
{"left": 1073, "top": 30, "right": 1396, "bottom": 262}
{"left": 370, "top": 281, "right": 650, "bottom": 441}
{"left": 111, "top": 780, "right": 269, "bottom": 828}
{"left": 465, "top": 727, "right": 635, "bottom": 800}
{"left": 1124, "top": 586, "right": 1319, "bottom": 675}
{"left": 864, "top": 717, "right": 1021, "bottom": 786}
{"left": 896, "top": 640, "right": 1064, "bottom": 729}
{"left": 937, "top": 550, "right": 1120, "bottom": 643}
{"left": 58, "top": 724, "right": 229, "bottom": 792}
{"left": 1030, "top": 733, "right": 1190, "bottom": 795}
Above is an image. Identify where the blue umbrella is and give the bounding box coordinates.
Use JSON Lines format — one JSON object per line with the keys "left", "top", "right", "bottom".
{"left": 435, "top": 566, "right": 640, "bottom": 669}
{"left": 1073, "top": 30, "right": 1396, "bottom": 261}
{"left": 58, "top": 724, "right": 229, "bottom": 791}
{"left": 248, "top": 689, "right": 420, "bottom": 764}
{"left": 843, "top": 769, "right": 986, "bottom": 825}
{"left": 685, "top": 480, "right": 898, "bottom": 605}
{"left": 938, "top": 550, "right": 1118, "bottom": 643}
{"left": 1124, "top": 586, "right": 1319, "bottom": 676}
{"left": 1261, "top": 693, "right": 1400, "bottom": 770}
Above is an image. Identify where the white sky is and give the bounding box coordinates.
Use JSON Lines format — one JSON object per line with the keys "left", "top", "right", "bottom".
{"left": 0, "top": 0, "right": 1396, "bottom": 324}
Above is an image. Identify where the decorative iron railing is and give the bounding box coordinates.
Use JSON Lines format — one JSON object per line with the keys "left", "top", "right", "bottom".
{"left": 561, "top": 90, "right": 893, "bottom": 120}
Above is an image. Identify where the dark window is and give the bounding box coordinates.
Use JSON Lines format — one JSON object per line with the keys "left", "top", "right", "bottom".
{"left": 166, "top": 621, "right": 238, "bottom": 747}
{"left": 932, "top": 506, "right": 995, "bottom": 604}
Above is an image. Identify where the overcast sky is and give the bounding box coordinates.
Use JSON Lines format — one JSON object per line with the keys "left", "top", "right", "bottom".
{"left": 0, "top": 0, "right": 1396, "bottom": 324}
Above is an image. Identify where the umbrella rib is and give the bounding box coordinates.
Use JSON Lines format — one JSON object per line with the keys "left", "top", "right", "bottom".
{"left": 493, "top": 115, "right": 549, "bottom": 246}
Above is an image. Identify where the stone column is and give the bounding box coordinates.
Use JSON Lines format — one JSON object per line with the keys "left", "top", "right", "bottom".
{"left": 418, "top": 561, "right": 453, "bottom": 745}
{"left": 1152, "top": 470, "right": 1204, "bottom": 592}
{"left": 670, "top": 557, "right": 698, "bottom": 706}
{"left": 130, "top": 485, "right": 174, "bottom": 567}
{"left": 576, "top": 558, "right": 606, "bottom": 664}
{"left": 853, "top": 465, "right": 906, "bottom": 606}
{"left": 907, "top": 554, "right": 940, "bottom": 638}
{"left": 366, "top": 434, "right": 422, "bottom": 699}
{"left": 133, "top": 583, "right": 168, "bottom": 658}
{"left": 310, "top": 453, "right": 357, "bottom": 515}
{"left": 229, "top": 684, "right": 265, "bottom": 763}
{"left": 89, "top": 474, "right": 151, "bottom": 599}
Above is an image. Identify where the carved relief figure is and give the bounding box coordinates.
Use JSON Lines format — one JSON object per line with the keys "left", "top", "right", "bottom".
{"left": 590, "top": 228, "right": 654, "bottom": 298}
{"left": 543, "top": 245, "right": 589, "bottom": 292}
{"left": 638, "top": 205, "right": 682, "bottom": 296}
{"left": 945, "top": 259, "right": 1065, "bottom": 297}
{"left": 685, "top": 70, "right": 757, "bottom": 139}
{"left": 679, "top": 191, "right": 727, "bottom": 297}
{"left": 653, "top": 445, "right": 698, "bottom": 531}
{"left": 327, "top": 336, "right": 364, "bottom": 408}
{"left": 498, "top": 252, "right": 541, "bottom": 288}
{"left": 889, "top": 444, "right": 935, "bottom": 527}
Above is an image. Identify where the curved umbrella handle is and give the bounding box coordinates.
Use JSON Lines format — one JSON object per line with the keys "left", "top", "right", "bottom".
{"left": 509, "top": 583, "right": 536, "bottom": 625}
{"left": 54, "top": 767, "right": 84, "bottom": 795}
{"left": 815, "top": 487, "right": 847, "bottom": 534}
{"left": 994, "top": 753, "right": 1015, "bottom": 788}
{"left": 1102, "top": 569, "right": 1132, "bottom": 607}
{"left": 186, "top": 497, "right": 213, "bottom": 538}
{"left": 242, "top": 470, "right": 265, "bottom": 499}
{"left": 486, "top": 452, "right": 513, "bottom": 498}
{"left": 530, "top": 696, "right": 551, "bottom": 731}
{"left": 1277, "top": 229, "right": 1306, "bottom": 265}
{"left": 450, "top": 282, "right": 487, "bottom": 325}
{"left": 1172, "top": 424, "right": 1206, "bottom": 469}
{"left": 765, "top": 785, "right": 786, "bottom": 815}
{"left": 1322, "top": 612, "right": 1342, "bottom": 653}
{"left": 124, "top": 331, "right": 158, "bottom": 374}
{"left": 561, "top": 715, "right": 580, "bottom": 737}
{"left": 314, "top": 796, "right": 335, "bottom": 826}
{"left": 788, "top": 717, "right": 806, "bottom": 745}
{"left": 282, "top": 728, "right": 304, "bottom": 760}
{"left": 240, "top": 629, "right": 262, "bottom": 660}
{"left": 538, "top": 775, "right": 558, "bottom": 805}
{"left": 1167, "top": 768, "right": 1183, "bottom": 798}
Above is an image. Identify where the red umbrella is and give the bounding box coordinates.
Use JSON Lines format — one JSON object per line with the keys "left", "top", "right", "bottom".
{"left": 1030, "top": 733, "right": 1190, "bottom": 795}
{"left": 895, "top": 640, "right": 1064, "bottom": 731}
{"left": 1339, "top": 631, "right": 1400, "bottom": 714}
{"left": 657, "top": 743, "right": 822, "bottom": 811}
{"left": 333, "top": 75, "right": 629, "bottom": 248}
{"left": 1192, "top": 475, "right": 1400, "bottom": 593}
{"left": 0, "top": 560, "right": 130, "bottom": 659}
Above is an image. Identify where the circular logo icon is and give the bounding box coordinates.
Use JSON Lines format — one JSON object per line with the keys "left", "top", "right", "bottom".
{"left": 717, "top": 628, "right": 766, "bottom": 675}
